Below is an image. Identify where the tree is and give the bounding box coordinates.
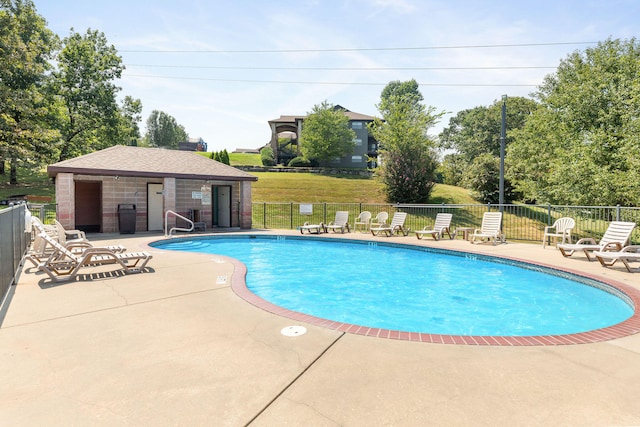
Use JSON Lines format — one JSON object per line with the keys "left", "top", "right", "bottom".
{"left": 0, "top": 0, "right": 59, "bottom": 183}
{"left": 463, "top": 153, "right": 515, "bottom": 204}
{"left": 144, "top": 110, "right": 188, "bottom": 149}
{"left": 437, "top": 96, "right": 536, "bottom": 203}
{"left": 52, "top": 28, "right": 126, "bottom": 161}
{"left": 507, "top": 38, "right": 640, "bottom": 205}
{"left": 379, "top": 79, "right": 423, "bottom": 111}
{"left": 99, "top": 95, "right": 143, "bottom": 148}
{"left": 439, "top": 96, "right": 538, "bottom": 163}
{"left": 218, "top": 149, "right": 230, "bottom": 165}
{"left": 438, "top": 153, "right": 466, "bottom": 186}
{"left": 209, "top": 150, "right": 230, "bottom": 165}
{"left": 299, "top": 101, "right": 356, "bottom": 163}
{"left": 369, "top": 80, "right": 444, "bottom": 203}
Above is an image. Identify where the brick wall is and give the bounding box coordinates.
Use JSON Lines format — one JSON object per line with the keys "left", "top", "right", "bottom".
{"left": 61, "top": 174, "right": 252, "bottom": 233}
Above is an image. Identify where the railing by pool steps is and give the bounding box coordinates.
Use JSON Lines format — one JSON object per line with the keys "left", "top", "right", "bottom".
{"left": 164, "top": 210, "right": 194, "bottom": 237}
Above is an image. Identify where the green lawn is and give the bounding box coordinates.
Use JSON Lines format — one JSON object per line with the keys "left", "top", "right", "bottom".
{"left": 1, "top": 156, "right": 476, "bottom": 206}
{"left": 197, "top": 151, "right": 263, "bottom": 166}
{"left": 250, "top": 172, "right": 475, "bottom": 204}
{"left": 229, "top": 152, "right": 262, "bottom": 166}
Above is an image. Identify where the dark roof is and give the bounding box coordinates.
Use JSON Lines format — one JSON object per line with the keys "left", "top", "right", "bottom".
{"left": 268, "top": 114, "right": 302, "bottom": 124}
{"left": 47, "top": 145, "right": 257, "bottom": 182}
{"left": 268, "top": 106, "right": 376, "bottom": 124}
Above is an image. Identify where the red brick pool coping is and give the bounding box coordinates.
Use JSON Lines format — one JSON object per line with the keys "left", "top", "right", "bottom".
{"left": 223, "top": 240, "right": 640, "bottom": 346}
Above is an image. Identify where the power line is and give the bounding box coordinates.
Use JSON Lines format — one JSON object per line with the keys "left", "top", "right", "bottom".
{"left": 124, "top": 73, "right": 539, "bottom": 87}
{"left": 125, "top": 64, "right": 556, "bottom": 71}
{"left": 120, "top": 41, "right": 597, "bottom": 54}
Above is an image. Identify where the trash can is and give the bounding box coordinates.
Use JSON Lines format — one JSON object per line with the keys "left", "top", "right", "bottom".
{"left": 118, "top": 204, "right": 136, "bottom": 234}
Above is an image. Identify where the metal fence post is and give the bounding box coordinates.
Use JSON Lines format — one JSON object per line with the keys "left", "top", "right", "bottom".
{"left": 616, "top": 204, "right": 621, "bottom": 221}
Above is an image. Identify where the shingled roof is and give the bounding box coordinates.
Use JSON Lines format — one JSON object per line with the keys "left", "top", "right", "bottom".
{"left": 47, "top": 145, "right": 258, "bottom": 182}
{"left": 268, "top": 106, "right": 376, "bottom": 124}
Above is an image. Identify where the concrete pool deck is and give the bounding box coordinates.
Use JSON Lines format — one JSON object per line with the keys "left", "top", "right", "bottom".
{"left": 2, "top": 229, "right": 640, "bottom": 425}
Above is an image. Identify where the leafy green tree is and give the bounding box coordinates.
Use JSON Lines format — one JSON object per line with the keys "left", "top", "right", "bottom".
{"left": 439, "top": 96, "right": 538, "bottom": 163}
{"left": 369, "top": 80, "right": 444, "bottom": 203}
{"left": 144, "top": 110, "right": 188, "bottom": 149}
{"left": 507, "top": 38, "right": 640, "bottom": 205}
{"left": 380, "top": 79, "right": 423, "bottom": 111}
{"left": 299, "top": 101, "right": 356, "bottom": 163}
{"left": 438, "top": 153, "right": 467, "bottom": 186}
{"left": 100, "top": 95, "right": 143, "bottom": 147}
{"left": 463, "top": 153, "right": 515, "bottom": 204}
{"left": 52, "top": 28, "right": 126, "bottom": 161}
{"left": 438, "top": 96, "right": 536, "bottom": 202}
{"left": 0, "top": 0, "right": 59, "bottom": 183}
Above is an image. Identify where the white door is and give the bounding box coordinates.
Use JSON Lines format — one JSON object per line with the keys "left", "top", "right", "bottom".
{"left": 148, "top": 183, "right": 164, "bottom": 231}
{"left": 217, "top": 186, "right": 231, "bottom": 227}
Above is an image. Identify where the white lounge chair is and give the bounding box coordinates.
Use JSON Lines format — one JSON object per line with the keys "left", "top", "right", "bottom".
{"left": 371, "top": 212, "right": 409, "bottom": 237}
{"left": 37, "top": 232, "right": 152, "bottom": 283}
{"left": 26, "top": 218, "right": 125, "bottom": 267}
{"left": 593, "top": 245, "right": 640, "bottom": 272}
{"left": 415, "top": 213, "right": 453, "bottom": 240}
{"left": 558, "top": 221, "right": 636, "bottom": 261}
{"left": 543, "top": 217, "right": 575, "bottom": 248}
{"left": 353, "top": 211, "right": 372, "bottom": 233}
{"left": 470, "top": 212, "right": 503, "bottom": 245}
{"left": 54, "top": 219, "right": 87, "bottom": 244}
{"left": 370, "top": 212, "right": 389, "bottom": 230}
{"left": 326, "top": 211, "right": 350, "bottom": 233}
{"left": 25, "top": 217, "right": 59, "bottom": 267}
{"left": 300, "top": 222, "right": 326, "bottom": 234}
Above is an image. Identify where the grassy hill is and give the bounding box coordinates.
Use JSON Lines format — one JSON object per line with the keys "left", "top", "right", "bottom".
{"left": 1, "top": 152, "right": 477, "bottom": 205}
{"left": 249, "top": 172, "right": 475, "bottom": 204}
{"left": 228, "top": 152, "right": 476, "bottom": 204}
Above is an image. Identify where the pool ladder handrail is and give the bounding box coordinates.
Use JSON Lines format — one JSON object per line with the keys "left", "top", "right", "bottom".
{"left": 164, "top": 210, "right": 194, "bottom": 237}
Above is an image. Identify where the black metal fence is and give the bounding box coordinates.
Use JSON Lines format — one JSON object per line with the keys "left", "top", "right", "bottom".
{"left": 28, "top": 203, "right": 58, "bottom": 225}
{"left": 252, "top": 202, "right": 640, "bottom": 244}
{"left": 0, "top": 203, "right": 30, "bottom": 308}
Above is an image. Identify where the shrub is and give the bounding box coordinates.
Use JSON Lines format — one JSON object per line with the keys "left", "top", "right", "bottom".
{"left": 288, "top": 156, "right": 312, "bottom": 167}
{"left": 260, "top": 147, "right": 276, "bottom": 166}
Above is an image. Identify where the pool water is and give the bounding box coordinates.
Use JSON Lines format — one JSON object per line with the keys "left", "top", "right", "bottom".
{"left": 152, "top": 236, "right": 633, "bottom": 336}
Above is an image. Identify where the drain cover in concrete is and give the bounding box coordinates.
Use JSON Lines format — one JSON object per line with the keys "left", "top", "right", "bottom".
{"left": 281, "top": 325, "right": 307, "bottom": 337}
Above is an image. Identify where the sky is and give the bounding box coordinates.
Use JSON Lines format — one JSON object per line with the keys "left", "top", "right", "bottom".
{"left": 36, "top": 0, "right": 639, "bottom": 153}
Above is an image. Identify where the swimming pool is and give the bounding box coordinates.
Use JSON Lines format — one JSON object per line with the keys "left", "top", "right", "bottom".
{"left": 151, "top": 234, "right": 639, "bottom": 344}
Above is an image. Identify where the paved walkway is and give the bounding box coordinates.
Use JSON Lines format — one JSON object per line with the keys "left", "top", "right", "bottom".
{"left": 1, "top": 230, "right": 640, "bottom": 426}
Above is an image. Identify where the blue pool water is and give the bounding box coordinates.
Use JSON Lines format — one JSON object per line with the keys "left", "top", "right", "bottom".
{"left": 151, "top": 236, "right": 633, "bottom": 336}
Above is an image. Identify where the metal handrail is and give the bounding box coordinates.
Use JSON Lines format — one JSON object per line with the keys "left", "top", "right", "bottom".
{"left": 164, "top": 210, "right": 194, "bottom": 237}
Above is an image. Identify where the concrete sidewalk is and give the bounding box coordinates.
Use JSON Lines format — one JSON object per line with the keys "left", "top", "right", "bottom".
{"left": 1, "top": 230, "right": 640, "bottom": 426}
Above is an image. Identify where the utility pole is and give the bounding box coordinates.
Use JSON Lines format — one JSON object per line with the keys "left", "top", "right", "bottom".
{"left": 499, "top": 95, "right": 507, "bottom": 211}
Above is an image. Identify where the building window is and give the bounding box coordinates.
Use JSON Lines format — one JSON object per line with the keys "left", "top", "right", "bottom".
{"left": 352, "top": 155, "right": 363, "bottom": 163}
{"left": 351, "top": 121, "right": 363, "bottom": 129}
{"left": 353, "top": 138, "right": 362, "bottom": 146}
{"left": 330, "top": 157, "right": 340, "bottom": 163}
